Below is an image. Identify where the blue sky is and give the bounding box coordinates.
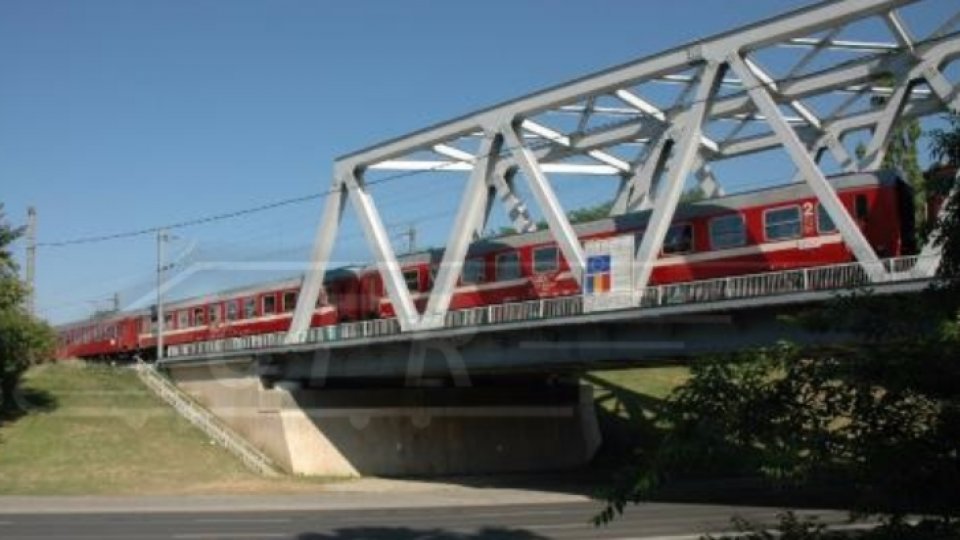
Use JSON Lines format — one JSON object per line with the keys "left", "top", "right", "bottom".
{"left": 0, "top": 0, "right": 953, "bottom": 323}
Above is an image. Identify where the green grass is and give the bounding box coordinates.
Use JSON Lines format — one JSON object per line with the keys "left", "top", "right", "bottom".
{"left": 586, "top": 365, "right": 690, "bottom": 468}
{"left": 0, "top": 362, "right": 329, "bottom": 495}
{"left": 589, "top": 365, "right": 690, "bottom": 407}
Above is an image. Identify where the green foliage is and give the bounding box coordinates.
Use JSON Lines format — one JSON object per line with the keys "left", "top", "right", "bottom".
{"left": 928, "top": 113, "right": 960, "bottom": 167}
{"left": 0, "top": 205, "right": 54, "bottom": 412}
{"left": 598, "top": 131, "right": 960, "bottom": 525}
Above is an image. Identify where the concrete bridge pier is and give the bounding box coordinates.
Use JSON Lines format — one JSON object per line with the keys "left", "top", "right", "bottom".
{"left": 164, "top": 359, "right": 601, "bottom": 477}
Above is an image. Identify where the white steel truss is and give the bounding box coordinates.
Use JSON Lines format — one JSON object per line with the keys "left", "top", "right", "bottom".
{"left": 287, "top": 0, "right": 960, "bottom": 343}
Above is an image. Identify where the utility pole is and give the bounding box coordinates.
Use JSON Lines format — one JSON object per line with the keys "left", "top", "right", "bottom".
{"left": 156, "top": 229, "right": 167, "bottom": 361}
{"left": 402, "top": 224, "right": 417, "bottom": 254}
{"left": 25, "top": 207, "right": 36, "bottom": 316}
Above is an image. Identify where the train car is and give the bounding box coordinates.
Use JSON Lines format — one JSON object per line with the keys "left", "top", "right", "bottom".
{"left": 56, "top": 268, "right": 362, "bottom": 361}
{"left": 55, "top": 311, "right": 141, "bottom": 361}
{"left": 370, "top": 170, "right": 915, "bottom": 318}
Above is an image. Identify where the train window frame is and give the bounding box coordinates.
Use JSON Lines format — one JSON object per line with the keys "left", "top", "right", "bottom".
{"left": 532, "top": 245, "right": 559, "bottom": 274}
{"left": 262, "top": 294, "right": 277, "bottom": 315}
{"left": 495, "top": 251, "right": 522, "bottom": 281}
{"left": 226, "top": 300, "right": 239, "bottom": 321}
{"left": 282, "top": 291, "right": 298, "bottom": 313}
{"left": 193, "top": 307, "right": 206, "bottom": 326}
{"left": 209, "top": 304, "right": 221, "bottom": 325}
{"left": 461, "top": 257, "right": 486, "bottom": 285}
{"left": 855, "top": 194, "right": 869, "bottom": 220}
{"left": 164, "top": 312, "right": 174, "bottom": 330}
{"left": 709, "top": 214, "right": 746, "bottom": 250}
{"left": 177, "top": 310, "right": 189, "bottom": 329}
{"left": 663, "top": 223, "right": 695, "bottom": 255}
{"left": 817, "top": 204, "right": 838, "bottom": 234}
{"left": 764, "top": 205, "right": 802, "bottom": 241}
{"left": 402, "top": 268, "right": 420, "bottom": 292}
{"left": 243, "top": 298, "right": 256, "bottom": 319}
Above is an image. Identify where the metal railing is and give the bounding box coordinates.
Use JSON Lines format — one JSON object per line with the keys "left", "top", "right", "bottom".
{"left": 167, "top": 255, "right": 935, "bottom": 358}
{"left": 135, "top": 361, "right": 280, "bottom": 477}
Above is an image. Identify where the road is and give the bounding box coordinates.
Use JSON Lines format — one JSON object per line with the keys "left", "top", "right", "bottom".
{"left": 0, "top": 501, "right": 853, "bottom": 540}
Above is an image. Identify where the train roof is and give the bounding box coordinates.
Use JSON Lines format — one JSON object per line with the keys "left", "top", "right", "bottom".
{"left": 372, "top": 170, "right": 902, "bottom": 266}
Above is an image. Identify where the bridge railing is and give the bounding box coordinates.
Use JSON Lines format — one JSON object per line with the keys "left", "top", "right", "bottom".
{"left": 166, "top": 255, "right": 933, "bottom": 358}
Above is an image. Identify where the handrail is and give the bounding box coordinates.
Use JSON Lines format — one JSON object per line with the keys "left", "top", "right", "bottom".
{"left": 167, "top": 255, "right": 935, "bottom": 358}
{"left": 134, "top": 361, "right": 280, "bottom": 476}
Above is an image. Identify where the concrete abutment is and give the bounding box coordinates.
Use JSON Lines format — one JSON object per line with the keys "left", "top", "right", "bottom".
{"left": 164, "top": 359, "right": 601, "bottom": 477}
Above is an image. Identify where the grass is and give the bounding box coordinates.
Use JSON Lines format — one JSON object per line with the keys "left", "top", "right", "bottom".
{"left": 0, "top": 362, "right": 334, "bottom": 495}
{"left": 585, "top": 365, "right": 691, "bottom": 469}
{"left": 589, "top": 366, "right": 691, "bottom": 406}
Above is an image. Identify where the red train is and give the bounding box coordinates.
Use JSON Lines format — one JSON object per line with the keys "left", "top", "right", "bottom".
{"left": 55, "top": 170, "right": 916, "bottom": 361}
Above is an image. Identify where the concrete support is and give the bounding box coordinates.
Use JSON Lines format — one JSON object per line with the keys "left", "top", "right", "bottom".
{"left": 165, "top": 361, "right": 601, "bottom": 477}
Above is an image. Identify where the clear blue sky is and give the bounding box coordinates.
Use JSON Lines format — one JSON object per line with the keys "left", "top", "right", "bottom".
{"left": 0, "top": 0, "right": 952, "bottom": 323}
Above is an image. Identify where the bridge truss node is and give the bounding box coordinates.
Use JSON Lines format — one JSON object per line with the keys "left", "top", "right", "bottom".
{"left": 287, "top": 0, "right": 960, "bottom": 343}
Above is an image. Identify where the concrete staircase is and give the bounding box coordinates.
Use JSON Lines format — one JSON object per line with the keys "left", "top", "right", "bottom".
{"left": 134, "top": 361, "right": 280, "bottom": 477}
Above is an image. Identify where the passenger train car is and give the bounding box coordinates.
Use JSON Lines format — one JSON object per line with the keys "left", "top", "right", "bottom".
{"left": 55, "top": 171, "right": 916, "bottom": 361}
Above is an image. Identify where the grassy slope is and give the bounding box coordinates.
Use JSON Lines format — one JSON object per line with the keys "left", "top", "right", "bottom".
{"left": 0, "top": 362, "right": 326, "bottom": 495}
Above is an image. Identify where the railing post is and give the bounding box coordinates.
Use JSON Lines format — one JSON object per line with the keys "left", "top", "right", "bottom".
{"left": 803, "top": 267, "right": 810, "bottom": 291}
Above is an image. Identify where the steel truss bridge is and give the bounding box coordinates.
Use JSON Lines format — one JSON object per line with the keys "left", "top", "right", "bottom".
{"left": 164, "top": 0, "right": 960, "bottom": 368}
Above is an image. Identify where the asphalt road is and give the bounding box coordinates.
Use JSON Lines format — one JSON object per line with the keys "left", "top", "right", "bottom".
{"left": 0, "top": 501, "right": 853, "bottom": 540}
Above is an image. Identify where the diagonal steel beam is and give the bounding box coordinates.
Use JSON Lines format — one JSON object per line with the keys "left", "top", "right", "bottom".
{"left": 346, "top": 170, "right": 420, "bottom": 331}
{"left": 859, "top": 78, "right": 914, "bottom": 170}
{"left": 286, "top": 181, "right": 348, "bottom": 344}
{"left": 730, "top": 52, "right": 884, "bottom": 279}
{"left": 420, "top": 133, "right": 502, "bottom": 329}
{"left": 502, "top": 121, "right": 586, "bottom": 284}
{"left": 634, "top": 61, "right": 725, "bottom": 294}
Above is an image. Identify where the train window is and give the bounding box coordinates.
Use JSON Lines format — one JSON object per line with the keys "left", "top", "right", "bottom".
{"left": 282, "top": 291, "right": 297, "bottom": 312}
{"left": 403, "top": 269, "right": 420, "bottom": 292}
{"left": 243, "top": 298, "right": 256, "bottom": 319}
{"left": 164, "top": 312, "right": 174, "bottom": 329}
{"left": 209, "top": 304, "right": 221, "bottom": 324}
{"left": 193, "top": 307, "right": 206, "bottom": 325}
{"left": 263, "top": 295, "right": 277, "bottom": 315}
{"left": 226, "top": 301, "right": 239, "bottom": 321}
{"left": 142, "top": 316, "right": 152, "bottom": 333}
{"left": 663, "top": 224, "right": 694, "bottom": 255}
{"left": 461, "top": 258, "right": 486, "bottom": 284}
{"left": 764, "top": 206, "right": 802, "bottom": 241}
{"left": 855, "top": 194, "right": 869, "bottom": 220}
{"left": 817, "top": 204, "right": 838, "bottom": 234}
{"left": 177, "top": 310, "right": 189, "bottom": 328}
{"left": 496, "top": 251, "right": 522, "bottom": 281}
{"left": 709, "top": 215, "right": 746, "bottom": 250}
{"left": 533, "top": 246, "right": 559, "bottom": 274}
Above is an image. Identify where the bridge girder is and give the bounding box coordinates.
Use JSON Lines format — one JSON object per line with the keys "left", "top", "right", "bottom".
{"left": 287, "top": 0, "right": 960, "bottom": 344}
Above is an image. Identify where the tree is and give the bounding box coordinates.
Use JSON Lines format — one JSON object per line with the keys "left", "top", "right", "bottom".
{"left": 0, "top": 205, "right": 54, "bottom": 412}
{"left": 597, "top": 124, "right": 960, "bottom": 527}
{"left": 928, "top": 113, "right": 960, "bottom": 167}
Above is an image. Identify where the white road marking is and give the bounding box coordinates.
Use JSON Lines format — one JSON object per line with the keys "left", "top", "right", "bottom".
{"left": 173, "top": 534, "right": 287, "bottom": 539}
{"left": 525, "top": 522, "right": 586, "bottom": 530}
{"left": 192, "top": 518, "right": 291, "bottom": 524}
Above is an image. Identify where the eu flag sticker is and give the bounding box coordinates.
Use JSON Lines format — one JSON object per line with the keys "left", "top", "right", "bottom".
{"left": 586, "top": 255, "right": 612, "bottom": 294}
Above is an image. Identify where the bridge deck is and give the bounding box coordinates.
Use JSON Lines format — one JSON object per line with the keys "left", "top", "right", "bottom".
{"left": 161, "top": 255, "right": 936, "bottom": 367}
